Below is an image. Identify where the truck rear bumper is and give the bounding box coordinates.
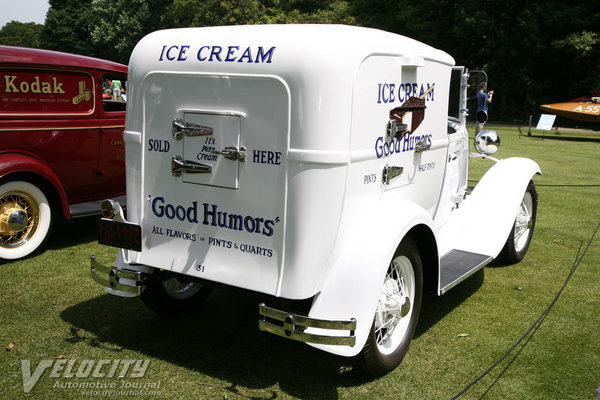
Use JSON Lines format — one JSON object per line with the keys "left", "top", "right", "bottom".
{"left": 90, "top": 255, "right": 144, "bottom": 296}
{"left": 91, "top": 255, "right": 357, "bottom": 347}
{"left": 259, "top": 303, "right": 356, "bottom": 346}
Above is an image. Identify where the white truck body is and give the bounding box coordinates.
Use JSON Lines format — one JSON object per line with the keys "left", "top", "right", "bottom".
{"left": 91, "top": 25, "right": 540, "bottom": 374}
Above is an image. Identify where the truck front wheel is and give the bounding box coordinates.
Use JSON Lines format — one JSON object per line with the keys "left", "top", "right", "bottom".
{"left": 141, "top": 277, "right": 212, "bottom": 315}
{"left": 356, "top": 237, "right": 423, "bottom": 376}
{"left": 0, "top": 180, "right": 52, "bottom": 260}
{"left": 499, "top": 181, "right": 537, "bottom": 265}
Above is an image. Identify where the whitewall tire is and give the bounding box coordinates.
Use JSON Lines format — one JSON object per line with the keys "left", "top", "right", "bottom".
{"left": 0, "top": 180, "right": 52, "bottom": 260}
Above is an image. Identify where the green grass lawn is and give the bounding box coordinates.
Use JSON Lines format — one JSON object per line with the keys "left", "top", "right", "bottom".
{"left": 1, "top": 126, "right": 599, "bottom": 399}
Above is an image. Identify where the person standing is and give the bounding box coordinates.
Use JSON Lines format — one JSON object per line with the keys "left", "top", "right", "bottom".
{"left": 476, "top": 82, "right": 494, "bottom": 134}
{"left": 112, "top": 79, "right": 123, "bottom": 101}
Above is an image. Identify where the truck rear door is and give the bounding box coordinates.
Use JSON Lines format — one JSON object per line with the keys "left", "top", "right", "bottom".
{"left": 137, "top": 73, "right": 290, "bottom": 296}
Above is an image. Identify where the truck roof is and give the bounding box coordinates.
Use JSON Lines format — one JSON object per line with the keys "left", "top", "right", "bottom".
{"left": 130, "top": 24, "right": 455, "bottom": 76}
{"left": 0, "top": 45, "right": 128, "bottom": 73}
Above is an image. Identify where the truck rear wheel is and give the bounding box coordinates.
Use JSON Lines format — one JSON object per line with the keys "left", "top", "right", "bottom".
{"left": 356, "top": 238, "right": 423, "bottom": 376}
{"left": 141, "top": 277, "right": 212, "bottom": 316}
{"left": 0, "top": 180, "right": 52, "bottom": 260}
{"left": 499, "top": 181, "right": 537, "bottom": 265}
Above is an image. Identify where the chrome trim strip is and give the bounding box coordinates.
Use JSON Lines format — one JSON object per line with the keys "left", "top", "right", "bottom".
{"left": 258, "top": 303, "right": 356, "bottom": 346}
{"left": 90, "top": 255, "right": 142, "bottom": 296}
{"left": 176, "top": 108, "right": 247, "bottom": 119}
{"left": 287, "top": 148, "right": 350, "bottom": 165}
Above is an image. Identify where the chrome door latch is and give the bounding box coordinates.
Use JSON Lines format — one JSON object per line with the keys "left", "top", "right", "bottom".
{"left": 387, "top": 120, "right": 409, "bottom": 140}
{"left": 210, "top": 146, "right": 246, "bottom": 162}
{"left": 415, "top": 138, "right": 431, "bottom": 153}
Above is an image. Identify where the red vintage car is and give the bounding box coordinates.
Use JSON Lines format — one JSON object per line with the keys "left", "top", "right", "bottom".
{"left": 0, "top": 45, "right": 127, "bottom": 260}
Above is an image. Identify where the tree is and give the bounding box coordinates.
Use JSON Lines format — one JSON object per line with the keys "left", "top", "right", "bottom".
{"left": 161, "top": 0, "right": 354, "bottom": 27}
{"left": 40, "top": 0, "right": 170, "bottom": 63}
{"left": 350, "top": 0, "right": 600, "bottom": 121}
{"left": 33, "top": 0, "right": 598, "bottom": 121}
{"left": 89, "top": 0, "right": 171, "bottom": 64}
{"left": 551, "top": 31, "right": 600, "bottom": 96}
{"left": 278, "top": 0, "right": 355, "bottom": 24}
{"left": 41, "top": 0, "right": 97, "bottom": 57}
{"left": 0, "top": 21, "right": 43, "bottom": 48}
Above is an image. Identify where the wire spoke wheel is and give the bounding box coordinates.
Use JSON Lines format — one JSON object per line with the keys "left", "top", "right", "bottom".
{"left": 0, "top": 191, "right": 39, "bottom": 248}
{"left": 357, "top": 237, "right": 423, "bottom": 376}
{"left": 374, "top": 256, "right": 414, "bottom": 355}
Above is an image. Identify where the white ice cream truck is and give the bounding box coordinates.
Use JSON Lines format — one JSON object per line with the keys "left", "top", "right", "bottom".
{"left": 91, "top": 25, "right": 540, "bottom": 376}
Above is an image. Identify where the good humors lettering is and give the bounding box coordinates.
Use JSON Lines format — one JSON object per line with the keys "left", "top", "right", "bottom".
{"left": 151, "top": 197, "right": 279, "bottom": 237}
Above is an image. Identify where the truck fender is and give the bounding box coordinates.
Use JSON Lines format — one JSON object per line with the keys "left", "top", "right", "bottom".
{"left": 306, "top": 199, "right": 437, "bottom": 357}
{"left": 452, "top": 156, "right": 541, "bottom": 258}
{"left": 0, "top": 153, "right": 70, "bottom": 218}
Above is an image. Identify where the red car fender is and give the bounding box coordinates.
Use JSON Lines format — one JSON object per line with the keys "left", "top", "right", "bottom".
{"left": 0, "top": 153, "right": 71, "bottom": 218}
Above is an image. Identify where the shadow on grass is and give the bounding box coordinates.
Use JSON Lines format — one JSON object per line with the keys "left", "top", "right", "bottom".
{"left": 0, "top": 215, "right": 99, "bottom": 265}
{"left": 45, "top": 215, "right": 99, "bottom": 250}
{"left": 60, "top": 271, "right": 484, "bottom": 398}
{"left": 416, "top": 269, "right": 484, "bottom": 337}
{"left": 61, "top": 289, "right": 372, "bottom": 399}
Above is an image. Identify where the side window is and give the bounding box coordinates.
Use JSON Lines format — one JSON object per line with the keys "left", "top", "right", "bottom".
{"left": 102, "top": 73, "right": 127, "bottom": 112}
{"left": 448, "top": 68, "right": 462, "bottom": 122}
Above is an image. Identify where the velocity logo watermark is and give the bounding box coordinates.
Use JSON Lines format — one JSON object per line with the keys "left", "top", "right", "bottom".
{"left": 21, "top": 358, "right": 160, "bottom": 395}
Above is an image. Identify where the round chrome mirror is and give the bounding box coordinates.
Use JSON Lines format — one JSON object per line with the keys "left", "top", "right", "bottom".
{"left": 474, "top": 129, "right": 500, "bottom": 155}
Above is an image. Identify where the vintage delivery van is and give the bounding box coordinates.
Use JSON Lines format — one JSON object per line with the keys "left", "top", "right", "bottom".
{"left": 91, "top": 25, "right": 540, "bottom": 376}
{"left": 0, "top": 45, "right": 127, "bottom": 260}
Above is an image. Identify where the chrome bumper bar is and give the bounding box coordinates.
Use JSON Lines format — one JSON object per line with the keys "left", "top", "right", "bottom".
{"left": 90, "top": 255, "right": 144, "bottom": 295}
{"left": 259, "top": 303, "right": 356, "bottom": 346}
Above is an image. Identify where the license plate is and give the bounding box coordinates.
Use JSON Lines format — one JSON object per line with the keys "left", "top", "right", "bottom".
{"left": 97, "top": 219, "right": 142, "bottom": 251}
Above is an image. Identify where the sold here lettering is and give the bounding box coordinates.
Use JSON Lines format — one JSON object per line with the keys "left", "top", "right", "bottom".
{"left": 3, "top": 75, "right": 65, "bottom": 94}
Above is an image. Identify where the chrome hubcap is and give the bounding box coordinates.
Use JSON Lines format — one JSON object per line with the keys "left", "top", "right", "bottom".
{"left": 8, "top": 209, "right": 28, "bottom": 232}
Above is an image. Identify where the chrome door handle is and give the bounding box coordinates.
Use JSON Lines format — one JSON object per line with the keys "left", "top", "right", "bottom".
{"left": 171, "top": 156, "right": 211, "bottom": 176}
{"left": 383, "top": 165, "right": 404, "bottom": 185}
{"left": 172, "top": 119, "right": 214, "bottom": 139}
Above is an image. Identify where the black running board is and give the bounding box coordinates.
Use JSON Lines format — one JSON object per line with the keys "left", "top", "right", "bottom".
{"left": 439, "top": 250, "right": 492, "bottom": 294}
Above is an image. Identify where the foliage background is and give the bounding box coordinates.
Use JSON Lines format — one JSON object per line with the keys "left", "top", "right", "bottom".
{"left": 1, "top": 0, "right": 598, "bottom": 122}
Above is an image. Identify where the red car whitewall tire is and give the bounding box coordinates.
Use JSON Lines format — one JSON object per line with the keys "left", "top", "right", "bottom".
{"left": 0, "top": 180, "right": 52, "bottom": 260}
